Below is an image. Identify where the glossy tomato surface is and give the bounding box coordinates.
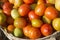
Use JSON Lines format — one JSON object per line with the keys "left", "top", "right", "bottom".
{"left": 18, "top": 4, "right": 30, "bottom": 16}
{"left": 28, "top": 10, "right": 39, "bottom": 20}
{"left": 41, "top": 24, "right": 53, "bottom": 36}
{"left": 45, "top": 6, "right": 58, "bottom": 20}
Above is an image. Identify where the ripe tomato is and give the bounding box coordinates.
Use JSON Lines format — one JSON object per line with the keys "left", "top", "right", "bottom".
{"left": 18, "top": 4, "right": 30, "bottom": 16}
{"left": 23, "top": 25, "right": 31, "bottom": 37}
{"left": 23, "top": 0, "right": 34, "bottom": 4}
{"left": 28, "top": 10, "right": 39, "bottom": 20}
{"left": 14, "top": 18, "right": 27, "bottom": 29}
{"left": 28, "top": 27, "right": 41, "bottom": 39}
{"left": 45, "top": 6, "right": 58, "bottom": 20}
{"left": 7, "top": 25, "right": 15, "bottom": 32}
{"left": 35, "top": 4, "right": 46, "bottom": 16}
{"left": 23, "top": 25, "right": 41, "bottom": 39}
{"left": 41, "top": 24, "right": 53, "bottom": 36}
{"left": 3, "top": 2, "right": 12, "bottom": 16}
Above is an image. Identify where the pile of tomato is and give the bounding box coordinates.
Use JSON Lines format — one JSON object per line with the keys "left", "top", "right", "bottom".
{"left": 0, "top": 0, "right": 60, "bottom": 39}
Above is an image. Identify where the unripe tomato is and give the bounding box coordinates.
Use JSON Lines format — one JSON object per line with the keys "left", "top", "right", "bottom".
{"left": 35, "top": 4, "right": 46, "bottom": 16}
{"left": 52, "top": 18, "right": 60, "bottom": 31}
{"left": 41, "top": 24, "right": 53, "bottom": 36}
{"left": 28, "top": 10, "right": 39, "bottom": 20}
{"left": 23, "top": 0, "right": 34, "bottom": 4}
{"left": 18, "top": 4, "right": 30, "bottom": 16}
{"left": 14, "top": 18, "right": 27, "bottom": 29}
{"left": 3, "top": 2, "right": 12, "bottom": 16}
{"left": 45, "top": 6, "right": 58, "bottom": 20}
{"left": 31, "top": 19, "right": 43, "bottom": 28}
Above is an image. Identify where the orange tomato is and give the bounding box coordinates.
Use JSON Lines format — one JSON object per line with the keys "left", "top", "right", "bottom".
{"left": 7, "top": 25, "right": 15, "bottom": 32}
{"left": 41, "top": 24, "right": 53, "bottom": 36}
{"left": 45, "top": 6, "right": 58, "bottom": 20}
{"left": 23, "top": 0, "right": 34, "bottom": 4}
{"left": 18, "top": 4, "right": 30, "bottom": 16}
{"left": 35, "top": 4, "right": 46, "bottom": 16}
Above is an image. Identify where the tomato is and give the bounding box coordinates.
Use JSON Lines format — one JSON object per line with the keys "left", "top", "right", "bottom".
{"left": 23, "top": 25, "right": 41, "bottom": 39}
{"left": 18, "top": 4, "right": 30, "bottom": 16}
{"left": 45, "top": 6, "right": 58, "bottom": 20}
{"left": 41, "top": 24, "right": 53, "bottom": 36}
{"left": 7, "top": 25, "right": 15, "bottom": 32}
{"left": 37, "top": 0, "right": 45, "bottom": 5}
{"left": 14, "top": 18, "right": 27, "bottom": 29}
{"left": 28, "top": 27, "right": 41, "bottom": 39}
{"left": 31, "top": 19, "right": 43, "bottom": 28}
{"left": 28, "top": 10, "right": 39, "bottom": 20}
{"left": 23, "top": 0, "right": 34, "bottom": 4}
{"left": 23, "top": 25, "right": 31, "bottom": 37}
{"left": 35, "top": 4, "right": 46, "bottom": 16}
{"left": 7, "top": 17, "right": 14, "bottom": 25}
{"left": 52, "top": 18, "right": 60, "bottom": 31}
{"left": 14, "top": 28, "right": 23, "bottom": 37}
{"left": 3, "top": 2, "right": 12, "bottom": 16}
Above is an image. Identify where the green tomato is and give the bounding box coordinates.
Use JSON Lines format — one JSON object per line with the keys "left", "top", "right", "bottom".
{"left": 0, "top": 13, "right": 6, "bottom": 25}
{"left": 31, "top": 19, "right": 43, "bottom": 28}
{"left": 30, "top": 4, "right": 36, "bottom": 10}
{"left": 14, "top": 28, "right": 23, "bottom": 37}
{"left": 11, "top": 9, "right": 20, "bottom": 19}
{"left": 43, "top": 16, "right": 51, "bottom": 24}
{"left": 52, "top": 18, "right": 60, "bottom": 31}
{"left": 13, "top": 0, "right": 23, "bottom": 8}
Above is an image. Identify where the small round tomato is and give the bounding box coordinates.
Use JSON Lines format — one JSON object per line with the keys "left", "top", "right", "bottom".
{"left": 31, "top": 19, "right": 43, "bottom": 28}
{"left": 45, "top": 6, "right": 58, "bottom": 20}
{"left": 7, "top": 17, "right": 14, "bottom": 25}
{"left": 28, "top": 10, "right": 39, "bottom": 20}
{"left": 52, "top": 18, "right": 60, "bottom": 31}
{"left": 41, "top": 24, "right": 53, "bottom": 36}
{"left": 14, "top": 18, "right": 27, "bottom": 29}
{"left": 23, "top": 25, "right": 31, "bottom": 37}
{"left": 18, "top": 4, "right": 30, "bottom": 16}
{"left": 3, "top": 2, "right": 12, "bottom": 16}
{"left": 37, "top": 0, "right": 45, "bottom": 5}
{"left": 23, "top": 0, "right": 34, "bottom": 4}
{"left": 28, "top": 27, "right": 41, "bottom": 39}
{"left": 7, "top": 25, "right": 15, "bottom": 32}
{"left": 35, "top": 4, "right": 46, "bottom": 16}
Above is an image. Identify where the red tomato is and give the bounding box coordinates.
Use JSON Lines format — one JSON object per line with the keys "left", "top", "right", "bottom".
{"left": 41, "top": 24, "right": 53, "bottom": 36}
{"left": 3, "top": 2, "right": 12, "bottom": 16}
{"left": 35, "top": 4, "right": 46, "bottom": 16}
{"left": 18, "top": 4, "right": 30, "bottom": 16}
{"left": 23, "top": 0, "right": 34, "bottom": 4}
{"left": 45, "top": 6, "right": 58, "bottom": 20}
{"left": 28, "top": 27, "right": 41, "bottom": 39}
{"left": 28, "top": 10, "right": 39, "bottom": 20}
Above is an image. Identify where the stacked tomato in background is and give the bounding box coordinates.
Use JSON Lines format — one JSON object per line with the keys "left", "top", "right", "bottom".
{"left": 0, "top": 0, "right": 60, "bottom": 39}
